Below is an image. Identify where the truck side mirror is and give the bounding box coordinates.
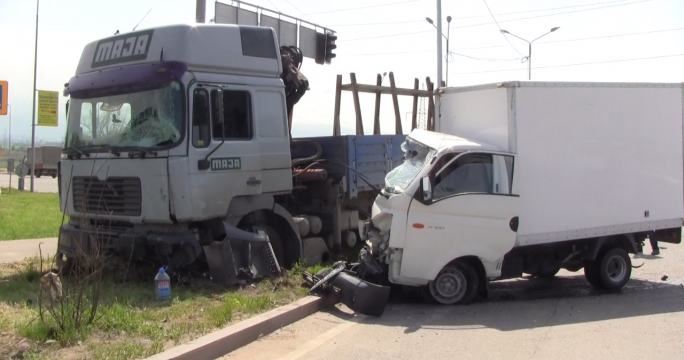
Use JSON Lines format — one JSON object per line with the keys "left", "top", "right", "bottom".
{"left": 421, "top": 177, "right": 432, "bottom": 202}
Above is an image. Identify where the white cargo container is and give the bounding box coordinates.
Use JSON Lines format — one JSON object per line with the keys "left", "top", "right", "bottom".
{"left": 359, "top": 81, "right": 684, "bottom": 305}
{"left": 26, "top": 146, "right": 62, "bottom": 178}
{"left": 438, "top": 81, "right": 684, "bottom": 245}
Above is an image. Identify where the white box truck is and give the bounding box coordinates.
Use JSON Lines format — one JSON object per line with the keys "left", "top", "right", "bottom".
{"left": 26, "top": 146, "right": 62, "bottom": 178}
{"left": 357, "top": 81, "right": 684, "bottom": 305}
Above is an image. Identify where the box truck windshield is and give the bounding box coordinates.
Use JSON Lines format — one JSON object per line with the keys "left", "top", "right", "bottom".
{"left": 65, "top": 80, "right": 183, "bottom": 151}
{"left": 384, "top": 139, "right": 437, "bottom": 193}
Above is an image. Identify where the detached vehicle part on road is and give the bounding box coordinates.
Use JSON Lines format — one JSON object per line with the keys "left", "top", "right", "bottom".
{"left": 357, "top": 81, "right": 684, "bottom": 305}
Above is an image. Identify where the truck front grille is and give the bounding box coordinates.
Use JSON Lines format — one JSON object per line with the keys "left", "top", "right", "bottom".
{"left": 72, "top": 177, "right": 142, "bottom": 216}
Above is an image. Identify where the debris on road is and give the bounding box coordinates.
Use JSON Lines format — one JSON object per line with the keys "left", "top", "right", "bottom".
{"left": 303, "top": 260, "right": 391, "bottom": 317}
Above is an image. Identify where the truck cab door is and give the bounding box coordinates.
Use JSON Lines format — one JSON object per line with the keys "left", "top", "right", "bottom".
{"left": 185, "top": 84, "right": 263, "bottom": 220}
{"left": 399, "top": 151, "right": 520, "bottom": 282}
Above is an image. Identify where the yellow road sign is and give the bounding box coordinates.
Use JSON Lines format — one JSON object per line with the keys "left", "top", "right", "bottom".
{"left": 37, "top": 90, "right": 59, "bottom": 127}
{"left": 0, "top": 80, "right": 8, "bottom": 116}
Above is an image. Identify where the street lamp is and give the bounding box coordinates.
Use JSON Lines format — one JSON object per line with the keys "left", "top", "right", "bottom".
{"left": 426, "top": 15, "right": 452, "bottom": 86}
{"left": 500, "top": 26, "right": 560, "bottom": 80}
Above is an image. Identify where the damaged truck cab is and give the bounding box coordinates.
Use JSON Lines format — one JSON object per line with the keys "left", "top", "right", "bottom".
{"left": 58, "top": 24, "right": 297, "bottom": 277}
{"left": 359, "top": 81, "right": 684, "bottom": 306}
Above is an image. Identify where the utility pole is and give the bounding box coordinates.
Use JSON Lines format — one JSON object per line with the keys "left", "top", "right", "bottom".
{"left": 196, "top": 0, "right": 206, "bottom": 23}
{"left": 435, "top": 0, "right": 442, "bottom": 132}
{"left": 29, "top": 0, "right": 40, "bottom": 192}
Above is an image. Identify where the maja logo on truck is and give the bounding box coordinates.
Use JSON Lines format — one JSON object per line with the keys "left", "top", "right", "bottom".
{"left": 91, "top": 29, "right": 154, "bottom": 68}
{"left": 211, "top": 157, "right": 242, "bottom": 171}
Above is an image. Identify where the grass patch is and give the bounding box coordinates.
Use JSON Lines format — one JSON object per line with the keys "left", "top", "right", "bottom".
{"left": 0, "top": 256, "right": 312, "bottom": 360}
{"left": 0, "top": 187, "right": 63, "bottom": 240}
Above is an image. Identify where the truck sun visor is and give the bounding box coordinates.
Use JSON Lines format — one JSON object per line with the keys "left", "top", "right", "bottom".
{"left": 63, "top": 61, "right": 187, "bottom": 98}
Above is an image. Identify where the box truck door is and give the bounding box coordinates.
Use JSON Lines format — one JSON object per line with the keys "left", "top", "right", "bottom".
{"left": 399, "top": 151, "right": 520, "bottom": 281}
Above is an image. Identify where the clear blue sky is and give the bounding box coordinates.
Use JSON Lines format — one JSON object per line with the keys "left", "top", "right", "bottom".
{"left": 1, "top": 0, "right": 683, "bottom": 143}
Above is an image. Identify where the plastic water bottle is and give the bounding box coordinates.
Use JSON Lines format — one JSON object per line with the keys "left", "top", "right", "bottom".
{"left": 155, "top": 266, "right": 171, "bottom": 300}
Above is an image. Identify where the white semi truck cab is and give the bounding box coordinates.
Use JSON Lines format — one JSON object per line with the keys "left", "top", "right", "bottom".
{"left": 57, "top": 23, "right": 407, "bottom": 286}
{"left": 358, "top": 81, "right": 684, "bottom": 305}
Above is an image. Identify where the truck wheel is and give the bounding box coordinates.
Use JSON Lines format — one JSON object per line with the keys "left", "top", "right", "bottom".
{"left": 583, "top": 260, "right": 604, "bottom": 289}
{"left": 35, "top": 171, "right": 42, "bottom": 178}
{"left": 51, "top": 174, "right": 57, "bottom": 179}
{"left": 422, "top": 261, "right": 479, "bottom": 305}
{"left": 597, "top": 247, "right": 631, "bottom": 290}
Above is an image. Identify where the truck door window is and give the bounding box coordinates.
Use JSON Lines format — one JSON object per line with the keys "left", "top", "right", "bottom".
{"left": 433, "top": 153, "right": 493, "bottom": 199}
{"left": 211, "top": 89, "right": 252, "bottom": 140}
{"left": 192, "top": 89, "right": 210, "bottom": 148}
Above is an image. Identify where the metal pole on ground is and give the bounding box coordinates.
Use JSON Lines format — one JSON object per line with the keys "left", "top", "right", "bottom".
{"left": 29, "top": 0, "right": 40, "bottom": 193}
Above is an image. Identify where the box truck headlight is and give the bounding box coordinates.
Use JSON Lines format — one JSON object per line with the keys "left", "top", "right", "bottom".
{"left": 371, "top": 212, "right": 392, "bottom": 232}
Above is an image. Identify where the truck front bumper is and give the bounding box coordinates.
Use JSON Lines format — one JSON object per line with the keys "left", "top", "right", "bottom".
{"left": 56, "top": 223, "right": 199, "bottom": 262}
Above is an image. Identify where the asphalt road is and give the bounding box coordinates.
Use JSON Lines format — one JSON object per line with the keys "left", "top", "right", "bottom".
{"left": 0, "top": 172, "right": 58, "bottom": 193}
{"left": 224, "top": 243, "right": 684, "bottom": 360}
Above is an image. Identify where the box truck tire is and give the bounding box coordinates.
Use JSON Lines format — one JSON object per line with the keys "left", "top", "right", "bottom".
{"left": 421, "top": 260, "right": 479, "bottom": 305}
{"left": 585, "top": 247, "right": 632, "bottom": 291}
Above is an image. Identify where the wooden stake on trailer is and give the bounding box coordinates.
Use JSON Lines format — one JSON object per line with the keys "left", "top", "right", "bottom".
{"left": 411, "top": 78, "right": 419, "bottom": 131}
{"left": 373, "top": 74, "right": 382, "bottom": 135}
{"left": 389, "top": 72, "right": 403, "bottom": 135}
{"left": 333, "top": 75, "right": 342, "bottom": 136}
{"left": 350, "top": 73, "right": 364, "bottom": 135}
{"left": 332, "top": 73, "right": 434, "bottom": 135}
{"left": 426, "top": 77, "right": 435, "bottom": 131}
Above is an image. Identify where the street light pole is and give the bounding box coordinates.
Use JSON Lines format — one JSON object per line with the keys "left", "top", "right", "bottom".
{"left": 29, "top": 0, "right": 40, "bottom": 192}
{"left": 426, "top": 16, "right": 452, "bottom": 86}
{"left": 500, "top": 27, "right": 560, "bottom": 80}
{"left": 7, "top": 104, "right": 11, "bottom": 194}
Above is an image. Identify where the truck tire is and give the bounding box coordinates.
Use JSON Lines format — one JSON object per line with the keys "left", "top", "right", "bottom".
{"left": 422, "top": 260, "right": 479, "bottom": 305}
{"left": 597, "top": 247, "right": 631, "bottom": 291}
{"left": 583, "top": 260, "right": 604, "bottom": 289}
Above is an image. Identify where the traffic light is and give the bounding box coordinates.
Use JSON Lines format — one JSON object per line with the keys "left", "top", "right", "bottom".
{"left": 324, "top": 33, "right": 336, "bottom": 64}
{"left": 315, "top": 32, "right": 337, "bottom": 65}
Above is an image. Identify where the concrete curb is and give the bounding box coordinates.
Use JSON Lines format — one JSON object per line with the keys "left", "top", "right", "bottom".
{"left": 146, "top": 294, "right": 337, "bottom": 360}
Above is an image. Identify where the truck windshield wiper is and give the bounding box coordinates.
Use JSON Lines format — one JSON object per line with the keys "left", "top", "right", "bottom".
{"left": 114, "top": 146, "right": 158, "bottom": 158}
{"left": 63, "top": 147, "right": 90, "bottom": 158}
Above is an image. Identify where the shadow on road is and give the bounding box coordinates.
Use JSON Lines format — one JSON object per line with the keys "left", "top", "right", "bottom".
{"left": 325, "top": 274, "right": 684, "bottom": 333}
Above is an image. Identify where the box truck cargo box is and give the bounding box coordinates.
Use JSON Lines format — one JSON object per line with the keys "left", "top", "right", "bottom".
{"left": 438, "top": 81, "right": 684, "bottom": 246}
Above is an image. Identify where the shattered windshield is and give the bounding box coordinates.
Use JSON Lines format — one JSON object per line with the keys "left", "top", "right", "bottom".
{"left": 65, "top": 81, "right": 183, "bottom": 150}
{"left": 384, "top": 139, "right": 437, "bottom": 193}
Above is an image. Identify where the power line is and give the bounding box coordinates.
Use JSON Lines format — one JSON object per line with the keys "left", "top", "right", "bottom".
{"left": 338, "top": 0, "right": 654, "bottom": 42}
{"left": 303, "top": 0, "right": 420, "bottom": 16}
{"left": 450, "top": 52, "right": 524, "bottom": 62}
{"left": 456, "top": 0, "right": 633, "bottom": 20}
{"left": 538, "top": 27, "right": 684, "bottom": 44}
{"left": 282, "top": 0, "right": 315, "bottom": 22}
{"left": 453, "top": 53, "right": 684, "bottom": 74}
{"left": 345, "top": 44, "right": 506, "bottom": 57}
{"left": 483, "top": 0, "right": 526, "bottom": 56}
{"left": 329, "top": 0, "right": 633, "bottom": 27}
{"left": 340, "top": 26, "right": 684, "bottom": 60}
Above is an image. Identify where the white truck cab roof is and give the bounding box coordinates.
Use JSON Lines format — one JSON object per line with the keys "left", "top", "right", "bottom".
{"left": 72, "top": 23, "right": 281, "bottom": 78}
{"left": 407, "top": 128, "right": 502, "bottom": 154}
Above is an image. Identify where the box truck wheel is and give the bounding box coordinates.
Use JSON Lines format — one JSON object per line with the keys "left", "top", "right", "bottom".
{"left": 597, "top": 247, "right": 631, "bottom": 290}
{"left": 583, "top": 260, "right": 604, "bottom": 289}
{"left": 422, "top": 261, "right": 479, "bottom": 305}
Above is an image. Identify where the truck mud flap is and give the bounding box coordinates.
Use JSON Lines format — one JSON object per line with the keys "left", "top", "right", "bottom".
{"left": 329, "top": 272, "right": 391, "bottom": 317}
{"left": 203, "top": 222, "right": 281, "bottom": 287}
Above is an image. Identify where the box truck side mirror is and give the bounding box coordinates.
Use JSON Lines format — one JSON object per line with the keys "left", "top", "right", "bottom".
{"left": 421, "top": 176, "right": 432, "bottom": 202}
